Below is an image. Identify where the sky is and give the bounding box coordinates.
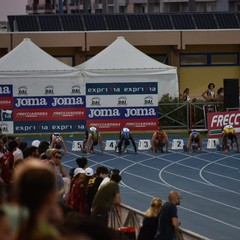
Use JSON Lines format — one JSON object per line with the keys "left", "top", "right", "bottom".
{"left": 0, "top": 0, "right": 28, "bottom": 21}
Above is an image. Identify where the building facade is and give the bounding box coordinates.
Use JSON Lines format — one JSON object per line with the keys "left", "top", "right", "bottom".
{"left": 25, "top": 0, "right": 240, "bottom": 15}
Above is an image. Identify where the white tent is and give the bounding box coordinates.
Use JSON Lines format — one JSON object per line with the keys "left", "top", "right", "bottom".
{"left": 0, "top": 38, "right": 84, "bottom": 95}
{"left": 76, "top": 36, "right": 178, "bottom": 99}
{"left": 0, "top": 38, "right": 80, "bottom": 76}
{"left": 0, "top": 38, "right": 85, "bottom": 134}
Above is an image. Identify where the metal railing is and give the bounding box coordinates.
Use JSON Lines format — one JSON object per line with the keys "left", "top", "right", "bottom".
{"left": 109, "top": 204, "right": 209, "bottom": 240}
{"left": 158, "top": 101, "right": 224, "bottom": 130}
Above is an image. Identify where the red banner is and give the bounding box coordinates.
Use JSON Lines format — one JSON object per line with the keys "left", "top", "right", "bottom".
{"left": 14, "top": 108, "right": 86, "bottom": 121}
{"left": 0, "top": 97, "right": 13, "bottom": 109}
{"left": 207, "top": 110, "right": 240, "bottom": 138}
{"left": 87, "top": 118, "right": 158, "bottom": 131}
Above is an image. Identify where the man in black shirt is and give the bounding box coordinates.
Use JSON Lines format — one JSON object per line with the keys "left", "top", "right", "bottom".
{"left": 86, "top": 166, "right": 109, "bottom": 215}
{"left": 154, "top": 191, "right": 181, "bottom": 240}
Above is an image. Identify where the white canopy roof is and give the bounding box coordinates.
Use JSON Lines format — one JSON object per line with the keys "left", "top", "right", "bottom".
{"left": 76, "top": 36, "right": 178, "bottom": 99}
{"left": 0, "top": 38, "right": 77, "bottom": 73}
{"left": 76, "top": 36, "right": 176, "bottom": 71}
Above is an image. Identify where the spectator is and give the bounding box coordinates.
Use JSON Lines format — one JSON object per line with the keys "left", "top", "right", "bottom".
{"left": 31, "top": 140, "right": 40, "bottom": 148}
{"left": 98, "top": 168, "right": 120, "bottom": 189}
{"left": 60, "top": 213, "right": 125, "bottom": 240}
{"left": 66, "top": 168, "right": 87, "bottom": 214}
{"left": 76, "top": 157, "right": 88, "bottom": 169}
{"left": 68, "top": 156, "right": 89, "bottom": 183}
{"left": 187, "top": 131, "right": 202, "bottom": 152}
{"left": 49, "top": 150, "right": 66, "bottom": 198}
{"left": 13, "top": 141, "right": 28, "bottom": 161}
{"left": 50, "top": 133, "right": 68, "bottom": 155}
{"left": 0, "top": 178, "right": 5, "bottom": 206}
{"left": 222, "top": 125, "right": 239, "bottom": 153}
{"left": 182, "top": 88, "right": 190, "bottom": 101}
{"left": 86, "top": 166, "right": 109, "bottom": 215}
{"left": 216, "top": 87, "right": 224, "bottom": 102}
{"left": 91, "top": 173, "right": 122, "bottom": 226}
{"left": 0, "top": 209, "right": 15, "bottom": 240}
{"left": 0, "top": 140, "right": 18, "bottom": 184}
{"left": 24, "top": 146, "right": 39, "bottom": 160}
{"left": 202, "top": 83, "right": 215, "bottom": 101}
{"left": 0, "top": 139, "right": 7, "bottom": 158}
{"left": 49, "top": 150, "right": 67, "bottom": 177}
{"left": 138, "top": 198, "right": 162, "bottom": 240}
{"left": 151, "top": 127, "right": 169, "bottom": 153}
{"left": 82, "top": 126, "right": 104, "bottom": 154}
{"left": 14, "top": 159, "right": 61, "bottom": 240}
{"left": 116, "top": 127, "right": 137, "bottom": 154}
{"left": 154, "top": 191, "right": 181, "bottom": 240}
{"left": 38, "top": 141, "right": 50, "bottom": 159}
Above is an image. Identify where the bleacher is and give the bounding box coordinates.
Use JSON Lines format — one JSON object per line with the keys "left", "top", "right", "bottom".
{"left": 7, "top": 12, "right": 240, "bottom": 32}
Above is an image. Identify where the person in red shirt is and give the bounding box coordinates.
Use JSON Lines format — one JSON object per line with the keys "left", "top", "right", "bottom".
{"left": 66, "top": 168, "right": 87, "bottom": 214}
{"left": 0, "top": 141, "right": 18, "bottom": 184}
{"left": 152, "top": 127, "right": 169, "bottom": 153}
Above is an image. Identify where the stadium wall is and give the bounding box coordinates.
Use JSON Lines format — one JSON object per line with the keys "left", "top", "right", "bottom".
{"left": 0, "top": 30, "right": 240, "bottom": 100}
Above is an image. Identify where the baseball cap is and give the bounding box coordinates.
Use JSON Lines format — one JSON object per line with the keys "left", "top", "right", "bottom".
{"left": 85, "top": 167, "right": 94, "bottom": 176}
{"left": 73, "top": 168, "right": 85, "bottom": 177}
{"left": 31, "top": 140, "right": 40, "bottom": 148}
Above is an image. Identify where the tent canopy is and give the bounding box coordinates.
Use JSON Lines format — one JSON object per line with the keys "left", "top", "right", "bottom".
{"left": 77, "top": 36, "right": 175, "bottom": 71}
{"left": 76, "top": 36, "right": 178, "bottom": 99}
{"left": 0, "top": 38, "right": 77, "bottom": 73}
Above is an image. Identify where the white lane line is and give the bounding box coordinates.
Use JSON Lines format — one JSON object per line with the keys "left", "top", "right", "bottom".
{"left": 199, "top": 157, "right": 240, "bottom": 194}
{"left": 158, "top": 159, "right": 240, "bottom": 210}
{"left": 204, "top": 170, "right": 240, "bottom": 182}
{"left": 121, "top": 171, "right": 240, "bottom": 231}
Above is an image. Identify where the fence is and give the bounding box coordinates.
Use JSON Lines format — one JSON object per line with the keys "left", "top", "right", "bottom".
{"left": 109, "top": 203, "right": 209, "bottom": 240}
{"left": 158, "top": 101, "right": 224, "bottom": 130}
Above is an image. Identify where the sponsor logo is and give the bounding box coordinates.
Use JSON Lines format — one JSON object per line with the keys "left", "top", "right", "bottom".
{"left": 0, "top": 86, "right": 11, "bottom": 95}
{"left": 0, "top": 123, "right": 9, "bottom": 132}
{"left": 87, "top": 82, "right": 158, "bottom": 95}
{"left": 52, "top": 124, "right": 73, "bottom": 131}
{"left": 117, "top": 97, "right": 127, "bottom": 106}
{"left": 15, "top": 98, "right": 47, "bottom": 107}
{"left": 15, "top": 97, "right": 84, "bottom": 107}
{"left": 124, "top": 108, "right": 156, "bottom": 118}
{"left": 88, "top": 109, "right": 120, "bottom": 118}
{"left": 71, "top": 85, "right": 81, "bottom": 94}
{"left": 2, "top": 110, "right": 12, "bottom": 119}
{"left": 92, "top": 122, "right": 121, "bottom": 128}
{"left": 52, "top": 97, "right": 84, "bottom": 107}
{"left": 126, "top": 122, "right": 156, "bottom": 127}
{"left": 91, "top": 97, "right": 101, "bottom": 106}
{"left": 16, "top": 112, "right": 48, "bottom": 118}
{"left": 0, "top": 100, "right": 11, "bottom": 105}
{"left": 88, "top": 87, "right": 108, "bottom": 94}
{"left": 52, "top": 111, "right": 84, "bottom": 117}
{"left": 15, "top": 125, "right": 36, "bottom": 132}
{"left": 210, "top": 112, "right": 240, "bottom": 128}
{"left": 88, "top": 108, "right": 157, "bottom": 118}
{"left": 18, "top": 86, "right": 28, "bottom": 95}
{"left": 144, "top": 96, "right": 153, "bottom": 105}
{"left": 45, "top": 86, "right": 54, "bottom": 95}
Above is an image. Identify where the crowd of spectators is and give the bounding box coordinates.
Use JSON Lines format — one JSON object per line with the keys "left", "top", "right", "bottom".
{"left": 0, "top": 134, "right": 126, "bottom": 240}
{"left": 181, "top": 83, "right": 224, "bottom": 103}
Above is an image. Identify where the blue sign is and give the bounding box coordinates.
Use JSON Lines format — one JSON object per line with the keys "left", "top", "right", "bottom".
{"left": 14, "top": 96, "right": 86, "bottom": 109}
{"left": 14, "top": 120, "right": 86, "bottom": 133}
{"left": 86, "top": 82, "right": 158, "bottom": 95}
{"left": 87, "top": 107, "right": 158, "bottom": 119}
{"left": 0, "top": 85, "right": 13, "bottom": 97}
